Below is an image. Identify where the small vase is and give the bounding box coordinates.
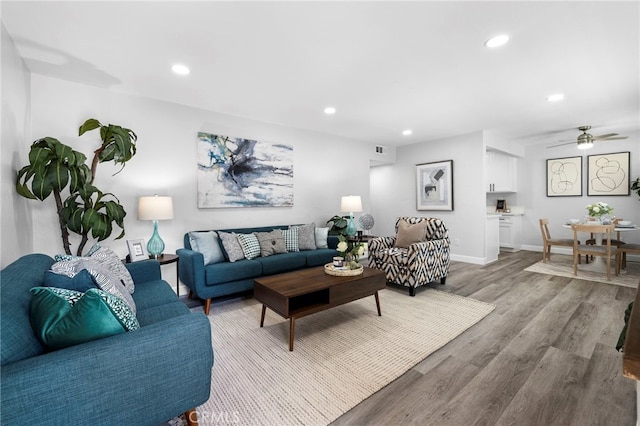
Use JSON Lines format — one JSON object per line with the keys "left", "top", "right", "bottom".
{"left": 345, "top": 253, "right": 359, "bottom": 270}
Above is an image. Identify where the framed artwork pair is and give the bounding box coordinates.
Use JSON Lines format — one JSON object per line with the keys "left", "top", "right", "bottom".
{"left": 546, "top": 151, "right": 630, "bottom": 197}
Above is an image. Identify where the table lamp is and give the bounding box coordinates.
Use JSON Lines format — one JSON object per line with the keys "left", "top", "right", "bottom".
{"left": 341, "top": 195, "right": 362, "bottom": 237}
{"left": 138, "top": 195, "right": 174, "bottom": 258}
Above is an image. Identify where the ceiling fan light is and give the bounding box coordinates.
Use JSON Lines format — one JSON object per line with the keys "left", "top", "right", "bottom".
{"left": 577, "top": 141, "right": 594, "bottom": 150}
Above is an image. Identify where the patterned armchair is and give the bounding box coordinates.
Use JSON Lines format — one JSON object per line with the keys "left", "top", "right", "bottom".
{"left": 368, "top": 217, "right": 450, "bottom": 296}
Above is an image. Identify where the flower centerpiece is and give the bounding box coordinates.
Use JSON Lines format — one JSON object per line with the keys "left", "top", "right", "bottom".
{"left": 336, "top": 235, "right": 365, "bottom": 270}
{"left": 585, "top": 202, "right": 614, "bottom": 221}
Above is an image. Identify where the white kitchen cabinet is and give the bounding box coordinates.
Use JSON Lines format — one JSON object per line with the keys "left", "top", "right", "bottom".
{"left": 499, "top": 215, "right": 522, "bottom": 251}
{"left": 486, "top": 150, "right": 517, "bottom": 192}
{"left": 486, "top": 215, "right": 500, "bottom": 264}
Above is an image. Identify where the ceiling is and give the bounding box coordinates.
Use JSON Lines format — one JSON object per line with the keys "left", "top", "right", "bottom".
{"left": 2, "top": 1, "right": 639, "bottom": 147}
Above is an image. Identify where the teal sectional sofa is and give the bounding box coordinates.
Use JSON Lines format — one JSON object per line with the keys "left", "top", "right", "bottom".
{"left": 1, "top": 253, "right": 213, "bottom": 425}
{"left": 177, "top": 225, "right": 339, "bottom": 314}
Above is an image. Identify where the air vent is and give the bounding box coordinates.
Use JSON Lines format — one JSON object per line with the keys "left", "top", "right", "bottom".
{"left": 375, "top": 145, "right": 386, "bottom": 154}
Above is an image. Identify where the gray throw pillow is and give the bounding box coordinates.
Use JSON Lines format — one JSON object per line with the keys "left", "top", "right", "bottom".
{"left": 189, "top": 231, "right": 225, "bottom": 265}
{"left": 254, "top": 230, "right": 287, "bottom": 257}
{"left": 315, "top": 227, "right": 329, "bottom": 249}
{"left": 76, "top": 259, "right": 137, "bottom": 315}
{"left": 89, "top": 246, "right": 135, "bottom": 295}
{"left": 294, "top": 223, "right": 317, "bottom": 251}
{"left": 395, "top": 220, "right": 428, "bottom": 248}
{"left": 218, "top": 231, "right": 245, "bottom": 262}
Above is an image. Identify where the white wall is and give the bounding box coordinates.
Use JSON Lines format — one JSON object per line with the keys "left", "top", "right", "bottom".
{"left": 26, "top": 75, "right": 375, "bottom": 269}
{"left": 370, "top": 131, "right": 487, "bottom": 263}
{"left": 519, "top": 133, "right": 640, "bottom": 250}
{"left": 1, "top": 23, "right": 33, "bottom": 268}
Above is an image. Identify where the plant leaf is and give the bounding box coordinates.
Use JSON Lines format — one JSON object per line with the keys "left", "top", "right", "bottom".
{"left": 78, "top": 118, "right": 101, "bottom": 136}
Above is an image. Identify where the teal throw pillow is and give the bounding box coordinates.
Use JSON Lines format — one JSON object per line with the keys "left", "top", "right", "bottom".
{"left": 44, "top": 269, "right": 97, "bottom": 292}
{"left": 29, "top": 287, "right": 139, "bottom": 351}
{"left": 189, "top": 231, "right": 225, "bottom": 265}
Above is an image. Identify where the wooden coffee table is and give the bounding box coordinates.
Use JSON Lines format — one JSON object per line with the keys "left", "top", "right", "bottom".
{"left": 254, "top": 266, "right": 386, "bottom": 351}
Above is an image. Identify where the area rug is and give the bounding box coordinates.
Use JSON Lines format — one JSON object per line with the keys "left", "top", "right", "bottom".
{"left": 193, "top": 288, "right": 495, "bottom": 426}
{"left": 525, "top": 255, "right": 640, "bottom": 288}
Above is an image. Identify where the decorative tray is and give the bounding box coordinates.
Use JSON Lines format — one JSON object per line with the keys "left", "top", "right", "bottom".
{"left": 324, "top": 263, "right": 364, "bottom": 276}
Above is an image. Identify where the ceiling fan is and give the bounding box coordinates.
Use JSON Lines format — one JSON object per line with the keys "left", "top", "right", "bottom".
{"left": 547, "top": 125, "right": 628, "bottom": 150}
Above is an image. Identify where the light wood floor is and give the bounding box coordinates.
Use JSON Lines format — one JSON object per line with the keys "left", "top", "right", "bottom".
{"left": 331, "top": 250, "right": 638, "bottom": 426}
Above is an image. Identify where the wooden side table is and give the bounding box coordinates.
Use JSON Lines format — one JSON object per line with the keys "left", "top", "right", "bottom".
{"left": 126, "top": 253, "right": 180, "bottom": 295}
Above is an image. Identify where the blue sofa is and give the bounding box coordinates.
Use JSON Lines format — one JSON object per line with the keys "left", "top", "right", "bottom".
{"left": 177, "top": 225, "right": 339, "bottom": 315}
{"left": 1, "top": 253, "right": 213, "bottom": 425}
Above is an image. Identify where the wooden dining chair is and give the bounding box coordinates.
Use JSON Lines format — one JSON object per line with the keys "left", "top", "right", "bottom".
{"left": 572, "top": 224, "right": 618, "bottom": 281}
{"left": 616, "top": 244, "right": 640, "bottom": 275}
{"left": 585, "top": 218, "right": 626, "bottom": 263}
{"left": 539, "top": 218, "right": 579, "bottom": 263}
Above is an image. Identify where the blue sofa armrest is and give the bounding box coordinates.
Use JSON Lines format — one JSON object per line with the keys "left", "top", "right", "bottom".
{"left": 0, "top": 312, "right": 213, "bottom": 425}
{"left": 125, "top": 259, "right": 161, "bottom": 284}
{"left": 176, "top": 248, "right": 206, "bottom": 295}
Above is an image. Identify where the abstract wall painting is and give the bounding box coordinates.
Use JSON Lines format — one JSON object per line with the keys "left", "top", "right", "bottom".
{"left": 546, "top": 156, "right": 582, "bottom": 197}
{"left": 587, "top": 151, "right": 630, "bottom": 196}
{"left": 197, "top": 132, "right": 294, "bottom": 208}
{"left": 416, "top": 160, "right": 453, "bottom": 211}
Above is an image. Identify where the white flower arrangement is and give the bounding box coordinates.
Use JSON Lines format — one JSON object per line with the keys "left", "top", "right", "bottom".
{"left": 585, "top": 202, "right": 613, "bottom": 218}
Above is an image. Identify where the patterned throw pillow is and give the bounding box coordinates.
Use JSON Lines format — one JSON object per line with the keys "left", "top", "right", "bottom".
{"left": 29, "top": 286, "right": 139, "bottom": 351}
{"left": 89, "top": 246, "right": 135, "bottom": 294}
{"left": 189, "top": 231, "right": 225, "bottom": 265}
{"left": 294, "top": 223, "right": 317, "bottom": 251}
{"left": 237, "top": 233, "right": 261, "bottom": 260}
{"left": 76, "top": 259, "right": 137, "bottom": 314}
{"left": 254, "top": 230, "right": 287, "bottom": 257}
{"left": 315, "top": 227, "right": 329, "bottom": 249}
{"left": 218, "top": 232, "right": 245, "bottom": 262}
{"left": 282, "top": 228, "right": 299, "bottom": 252}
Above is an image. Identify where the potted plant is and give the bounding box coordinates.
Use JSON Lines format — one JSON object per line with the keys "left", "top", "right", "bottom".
{"left": 16, "top": 118, "right": 137, "bottom": 255}
{"left": 631, "top": 177, "right": 640, "bottom": 199}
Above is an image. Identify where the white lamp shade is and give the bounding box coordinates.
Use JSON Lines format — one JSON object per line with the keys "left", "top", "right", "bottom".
{"left": 341, "top": 195, "right": 362, "bottom": 213}
{"left": 138, "top": 196, "right": 174, "bottom": 221}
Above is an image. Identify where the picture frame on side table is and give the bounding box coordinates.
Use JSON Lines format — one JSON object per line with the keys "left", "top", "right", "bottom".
{"left": 416, "top": 160, "right": 453, "bottom": 211}
{"left": 546, "top": 156, "right": 582, "bottom": 197}
{"left": 127, "top": 238, "right": 148, "bottom": 262}
{"left": 587, "top": 151, "right": 630, "bottom": 196}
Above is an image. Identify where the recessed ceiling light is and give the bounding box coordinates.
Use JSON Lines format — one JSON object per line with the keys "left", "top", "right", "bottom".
{"left": 171, "top": 64, "right": 190, "bottom": 75}
{"left": 546, "top": 93, "right": 565, "bottom": 102}
{"left": 324, "top": 106, "right": 336, "bottom": 115}
{"left": 485, "top": 34, "right": 509, "bottom": 48}
{"left": 402, "top": 129, "right": 413, "bottom": 136}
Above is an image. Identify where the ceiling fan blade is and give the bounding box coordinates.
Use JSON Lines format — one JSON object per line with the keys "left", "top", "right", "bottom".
{"left": 556, "top": 139, "right": 577, "bottom": 142}
{"left": 597, "top": 136, "right": 628, "bottom": 141}
{"left": 593, "top": 133, "right": 618, "bottom": 139}
{"left": 547, "top": 141, "right": 577, "bottom": 148}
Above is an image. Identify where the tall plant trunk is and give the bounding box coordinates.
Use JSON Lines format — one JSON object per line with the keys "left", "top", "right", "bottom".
{"left": 53, "top": 189, "right": 72, "bottom": 255}
{"left": 77, "top": 234, "right": 89, "bottom": 257}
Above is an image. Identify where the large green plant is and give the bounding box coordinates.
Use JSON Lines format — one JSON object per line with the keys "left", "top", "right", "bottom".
{"left": 16, "top": 119, "right": 137, "bottom": 255}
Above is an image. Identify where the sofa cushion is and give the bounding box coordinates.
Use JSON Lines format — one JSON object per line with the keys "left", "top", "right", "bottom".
{"left": 43, "top": 269, "right": 97, "bottom": 292}
{"left": 258, "top": 252, "right": 307, "bottom": 275}
{"left": 218, "top": 232, "right": 245, "bottom": 262}
{"left": 189, "top": 231, "right": 225, "bottom": 265}
{"left": 315, "top": 227, "right": 329, "bottom": 249}
{"left": 237, "top": 233, "right": 261, "bottom": 260}
{"left": 1, "top": 254, "right": 53, "bottom": 365}
{"left": 29, "top": 287, "right": 139, "bottom": 351}
{"left": 293, "top": 223, "right": 317, "bottom": 250}
{"left": 305, "top": 248, "right": 338, "bottom": 267}
{"left": 282, "top": 228, "right": 299, "bottom": 252}
{"left": 395, "top": 219, "right": 428, "bottom": 248}
{"left": 254, "top": 230, "right": 287, "bottom": 257}
{"left": 132, "top": 279, "right": 180, "bottom": 312}
{"left": 135, "top": 301, "right": 190, "bottom": 327}
{"left": 204, "top": 259, "right": 263, "bottom": 286}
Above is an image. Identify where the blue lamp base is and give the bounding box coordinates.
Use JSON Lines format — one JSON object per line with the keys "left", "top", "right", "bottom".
{"left": 147, "top": 220, "right": 165, "bottom": 259}
{"left": 346, "top": 213, "right": 357, "bottom": 237}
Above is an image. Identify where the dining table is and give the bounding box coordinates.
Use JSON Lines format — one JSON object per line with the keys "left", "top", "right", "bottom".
{"left": 563, "top": 221, "right": 640, "bottom": 274}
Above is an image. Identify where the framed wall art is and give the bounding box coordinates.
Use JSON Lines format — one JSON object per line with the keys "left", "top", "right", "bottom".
{"left": 416, "top": 160, "right": 453, "bottom": 211}
{"left": 546, "top": 156, "right": 582, "bottom": 197}
{"left": 197, "top": 132, "right": 294, "bottom": 208}
{"left": 587, "top": 151, "right": 630, "bottom": 196}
